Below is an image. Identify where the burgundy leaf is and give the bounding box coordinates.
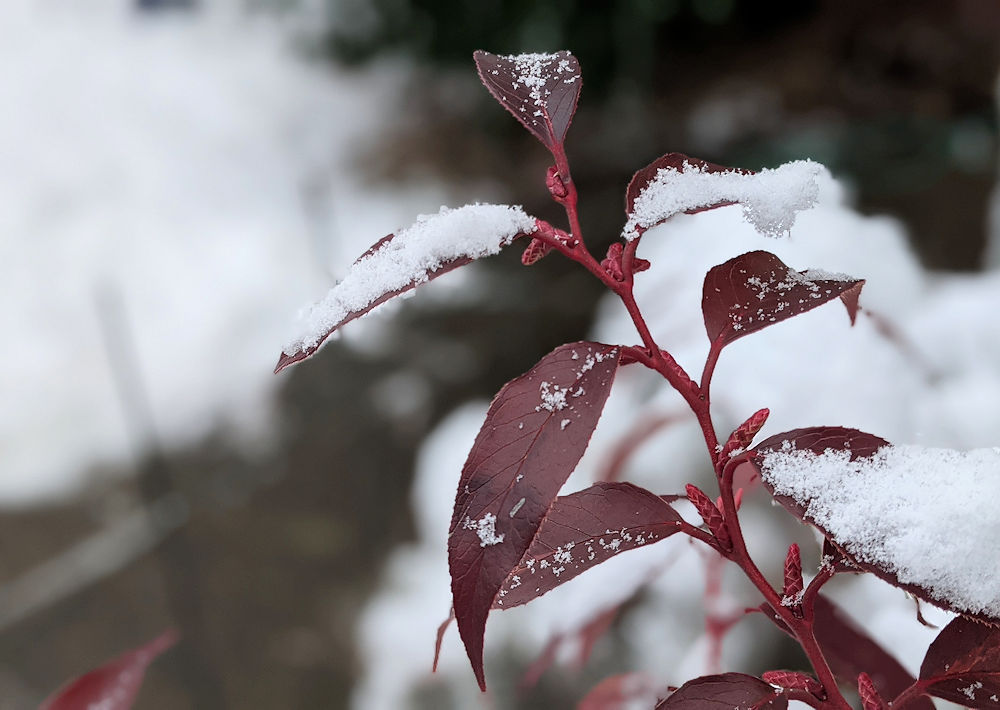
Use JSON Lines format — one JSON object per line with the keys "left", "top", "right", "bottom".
{"left": 655, "top": 673, "right": 787, "bottom": 709}
{"left": 39, "top": 630, "right": 178, "bottom": 710}
{"left": 494, "top": 482, "right": 682, "bottom": 609}
{"left": 474, "top": 50, "right": 581, "bottom": 151}
{"left": 449, "top": 342, "right": 622, "bottom": 690}
{"left": 702, "top": 251, "right": 864, "bottom": 350}
{"left": 809, "top": 595, "right": 933, "bottom": 710}
{"left": 752, "top": 427, "right": 996, "bottom": 621}
{"left": 919, "top": 616, "right": 1000, "bottom": 707}
{"left": 626, "top": 153, "right": 746, "bottom": 220}
{"left": 577, "top": 673, "right": 657, "bottom": 710}
{"left": 275, "top": 246, "right": 472, "bottom": 372}
{"left": 275, "top": 204, "right": 537, "bottom": 372}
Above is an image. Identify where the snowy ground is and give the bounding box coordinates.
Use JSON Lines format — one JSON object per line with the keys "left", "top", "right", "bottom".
{"left": 0, "top": 0, "right": 472, "bottom": 503}
{"left": 354, "top": 172, "right": 1000, "bottom": 708}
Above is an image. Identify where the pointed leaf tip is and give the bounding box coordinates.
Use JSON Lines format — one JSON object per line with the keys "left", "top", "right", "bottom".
{"left": 702, "top": 251, "right": 864, "bottom": 350}
{"left": 474, "top": 50, "right": 581, "bottom": 151}
{"left": 448, "top": 342, "right": 622, "bottom": 689}
{"left": 40, "top": 630, "right": 179, "bottom": 710}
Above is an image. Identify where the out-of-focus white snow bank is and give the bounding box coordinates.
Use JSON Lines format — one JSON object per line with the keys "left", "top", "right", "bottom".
{"left": 0, "top": 0, "right": 461, "bottom": 503}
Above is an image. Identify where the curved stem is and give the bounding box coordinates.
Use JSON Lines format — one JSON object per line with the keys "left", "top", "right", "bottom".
{"left": 719, "top": 457, "right": 850, "bottom": 709}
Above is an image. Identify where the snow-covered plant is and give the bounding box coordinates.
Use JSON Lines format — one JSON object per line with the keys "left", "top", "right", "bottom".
{"left": 276, "top": 51, "right": 1000, "bottom": 709}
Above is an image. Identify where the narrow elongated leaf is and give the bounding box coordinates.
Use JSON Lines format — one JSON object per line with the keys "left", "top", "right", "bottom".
{"left": 474, "top": 51, "right": 581, "bottom": 151}
{"left": 449, "top": 342, "right": 622, "bottom": 689}
{"left": 276, "top": 204, "right": 537, "bottom": 372}
{"left": 920, "top": 616, "right": 1000, "bottom": 707}
{"left": 40, "top": 630, "right": 178, "bottom": 710}
{"left": 655, "top": 673, "right": 787, "bottom": 709}
{"left": 578, "top": 673, "right": 658, "bottom": 710}
{"left": 493, "top": 481, "right": 682, "bottom": 609}
{"left": 752, "top": 427, "right": 1000, "bottom": 621}
{"left": 702, "top": 251, "right": 864, "bottom": 350}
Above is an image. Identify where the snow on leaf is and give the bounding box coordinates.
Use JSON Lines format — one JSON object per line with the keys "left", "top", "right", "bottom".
{"left": 919, "top": 616, "right": 1000, "bottom": 708}
{"left": 577, "top": 672, "right": 659, "bottom": 710}
{"left": 754, "top": 427, "right": 1000, "bottom": 621}
{"left": 474, "top": 50, "right": 581, "bottom": 151}
{"left": 493, "top": 482, "right": 682, "bottom": 609}
{"left": 702, "top": 251, "right": 864, "bottom": 350}
{"left": 275, "top": 203, "right": 537, "bottom": 371}
{"left": 448, "top": 342, "right": 622, "bottom": 690}
{"left": 655, "top": 672, "right": 787, "bottom": 709}
{"left": 622, "top": 155, "right": 823, "bottom": 240}
{"left": 39, "top": 630, "right": 178, "bottom": 710}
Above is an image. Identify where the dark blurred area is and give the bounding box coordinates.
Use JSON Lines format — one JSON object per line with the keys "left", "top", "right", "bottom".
{"left": 2, "top": 1, "right": 997, "bottom": 708}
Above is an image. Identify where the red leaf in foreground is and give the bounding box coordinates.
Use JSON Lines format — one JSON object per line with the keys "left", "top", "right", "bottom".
{"left": 751, "top": 426, "right": 997, "bottom": 621}
{"left": 919, "top": 616, "right": 1000, "bottom": 707}
{"left": 494, "top": 482, "right": 682, "bottom": 609}
{"left": 474, "top": 50, "right": 581, "bottom": 151}
{"left": 655, "top": 673, "right": 787, "bottom": 709}
{"left": 626, "top": 153, "right": 746, "bottom": 222}
{"left": 702, "top": 251, "right": 864, "bottom": 350}
{"left": 40, "top": 630, "right": 178, "bottom": 710}
{"left": 275, "top": 205, "right": 537, "bottom": 372}
{"left": 449, "top": 342, "right": 622, "bottom": 690}
{"left": 577, "top": 673, "right": 657, "bottom": 710}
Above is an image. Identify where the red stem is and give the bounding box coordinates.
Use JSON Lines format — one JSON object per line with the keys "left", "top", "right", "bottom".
{"left": 719, "top": 457, "right": 850, "bottom": 709}
{"left": 540, "top": 144, "right": 849, "bottom": 707}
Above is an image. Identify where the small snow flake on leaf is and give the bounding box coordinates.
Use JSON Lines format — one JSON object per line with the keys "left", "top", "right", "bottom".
{"left": 702, "top": 251, "right": 864, "bottom": 350}
{"left": 493, "top": 482, "right": 682, "bottom": 609}
{"left": 474, "top": 50, "right": 582, "bottom": 151}
{"left": 448, "top": 342, "right": 622, "bottom": 690}
{"left": 655, "top": 672, "right": 787, "bottom": 709}
{"left": 919, "top": 616, "right": 1000, "bottom": 708}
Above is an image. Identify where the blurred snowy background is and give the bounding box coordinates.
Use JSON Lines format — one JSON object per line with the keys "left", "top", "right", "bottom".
{"left": 1, "top": 0, "right": 998, "bottom": 707}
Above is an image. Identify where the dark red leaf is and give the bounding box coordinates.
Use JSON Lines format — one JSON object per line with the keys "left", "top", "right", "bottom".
{"left": 702, "top": 251, "right": 864, "bottom": 350}
{"left": 39, "top": 630, "right": 178, "bottom": 710}
{"left": 810, "top": 596, "right": 934, "bottom": 710}
{"left": 449, "top": 342, "right": 622, "bottom": 690}
{"left": 655, "top": 673, "right": 787, "bottom": 709}
{"left": 919, "top": 616, "right": 1000, "bottom": 707}
{"left": 474, "top": 50, "right": 581, "bottom": 151}
{"left": 626, "top": 153, "right": 747, "bottom": 221}
{"left": 751, "top": 427, "right": 995, "bottom": 621}
{"left": 493, "top": 482, "right": 682, "bottom": 609}
{"left": 577, "top": 673, "right": 657, "bottom": 710}
{"left": 275, "top": 211, "right": 538, "bottom": 372}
